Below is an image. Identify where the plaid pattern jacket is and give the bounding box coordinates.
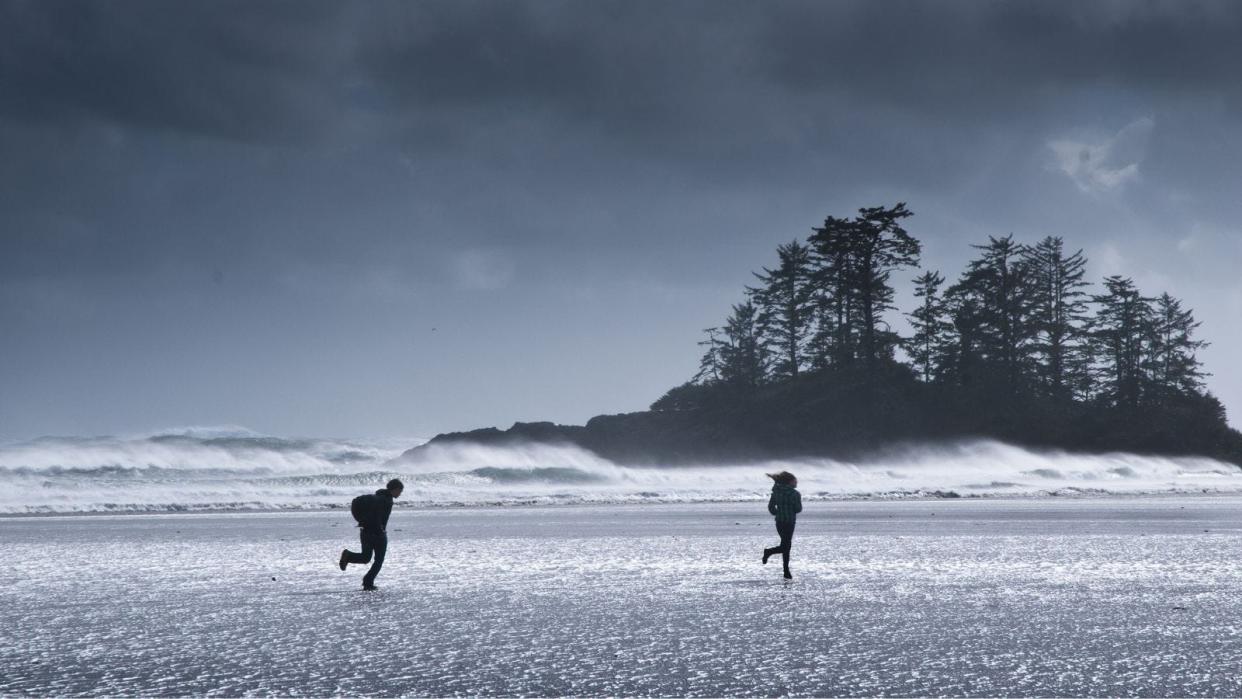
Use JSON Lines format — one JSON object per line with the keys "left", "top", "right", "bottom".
{"left": 767, "top": 484, "right": 802, "bottom": 524}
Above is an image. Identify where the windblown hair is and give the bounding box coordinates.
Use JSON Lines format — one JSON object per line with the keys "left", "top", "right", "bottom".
{"left": 767, "top": 471, "right": 797, "bottom": 486}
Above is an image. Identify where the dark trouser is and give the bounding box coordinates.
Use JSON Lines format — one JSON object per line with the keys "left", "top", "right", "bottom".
{"left": 344, "top": 529, "right": 387, "bottom": 587}
{"left": 763, "top": 520, "right": 795, "bottom": 571}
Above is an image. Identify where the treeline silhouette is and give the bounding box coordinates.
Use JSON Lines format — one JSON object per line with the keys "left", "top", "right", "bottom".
{"left": 649, "top": 203, "right": 1242, "bottom": 464}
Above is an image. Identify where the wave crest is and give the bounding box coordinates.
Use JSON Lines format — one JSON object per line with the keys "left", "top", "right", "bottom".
{"left": 0, "top": 431, "right": 1239, "bottom": 514}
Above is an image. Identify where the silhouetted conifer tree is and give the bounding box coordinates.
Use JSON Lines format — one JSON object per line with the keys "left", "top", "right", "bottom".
{"left": 807, "top": 214, "right": 860, "bottom": 366}
{"left": 749, "top": 241, "right": 817, "bottom": 380}
{"left": 904, "top": 270, "right": 952, "bottom": 382}
{"left": 1091, "top": 276, "right": 1153, "bottom": 409}
{"left": 1023, "top": 237, "right": 1091, "bottom": 401}
{"left": 942, "top": 287, "right": 983, "bottom": 387}
{"left": 1145, "top": 292, "right": 1208, "bottom": 400}
{"left": 808, "top": 203, "right": 920, "bottom": 371}
{"left": 807, "top": 294, "right": 841, "bottom": 371}
{"left": 853, "top": 204, "right": 921, "bottom": 369}
{"left": 1066, "top": 334, "right": 1099, "bottom": 403}
{"left": 694, "top": 327, "right": 724, "bottom": 384}
{"left": 719, "top": 301, "right": 769, "bottom": 389}
{"left": 947, "top": 235, "right": 1037, "bottom": 395}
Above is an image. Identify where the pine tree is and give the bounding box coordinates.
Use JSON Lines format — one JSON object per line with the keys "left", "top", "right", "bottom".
{"left": 947, "top": 235, "right": 1038, "bottom": 395}
{"left": 1023, "top": 237, "right": 1091, "bottom": 401}
{"left": 807, "top": 290, "right": 840, "bottom": 371}
{"left": 942, "top": 287, "right": 984, "bottom": 387}
{"left": 1066, "top": 332, "right": 1099, "bottom": 403}
{"left": 808, "top": 203, "right": 920, "bottom": 370}
{"left": 1090, "top": 276, "right": 1153, "bottom": 409}
{"left": 694, "top": 327, "right": 724, "bottom": 385}
{"left": 718, "top": 301, "right": 769, "bottom": 389}
{"left": 904, "top": 270, "right": 952, "bottom": 382}
{"left": 852, "top": 204, "right": 922, "bottom": 369}
{"left": 806, "top": 214, "right": 859, "bottom": 367}
{"left": 1146, "top": 293, "right": 1208, "bottom": 400}
{"left": 749, "top": 241, "right": 817, "bottom": 381}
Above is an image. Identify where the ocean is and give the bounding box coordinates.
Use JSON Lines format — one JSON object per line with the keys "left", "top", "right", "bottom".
{"left": 1, "top": 426, "right": 1240, "bottom": 514}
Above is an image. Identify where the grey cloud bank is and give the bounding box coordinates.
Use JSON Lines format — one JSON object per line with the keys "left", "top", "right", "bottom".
{"left": 2, "top": 0, "right": 1241, "bottom": 440}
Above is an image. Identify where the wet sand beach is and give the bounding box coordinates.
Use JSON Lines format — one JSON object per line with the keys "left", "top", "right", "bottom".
{"left": 4, "top": 498, "right": 1242, "bottom": 696}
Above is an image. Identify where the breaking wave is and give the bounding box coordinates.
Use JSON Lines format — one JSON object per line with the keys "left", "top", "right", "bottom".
{"left": 1, "top": 427, "right": 1240, "bottom": 514}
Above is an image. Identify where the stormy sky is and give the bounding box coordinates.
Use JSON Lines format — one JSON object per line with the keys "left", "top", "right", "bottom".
{"left": 3, "top": 0, "right": 1241, "bottom": 441}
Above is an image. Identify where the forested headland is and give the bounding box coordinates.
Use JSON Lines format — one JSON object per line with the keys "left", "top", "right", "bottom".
{"left": 409, "top": 204, "right": 1242, "bottom": 466}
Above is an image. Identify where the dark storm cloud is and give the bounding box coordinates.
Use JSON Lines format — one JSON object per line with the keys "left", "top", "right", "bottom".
{"left": 357, "top": 2, "right": 605, "bottom": 108}
{"left": 6, "top": 0, "right": 1242, "bottom": 273}
{"left": 0, "top": 0, "right": 348, "bottom": 142}
{"left": 3, "top": 1, "right": 707, "bottom": 145}
{"left": 5, "top": 1, "right": 1242, "bottom": 147}
{"left": 762, "top": 2, "right": 1242, "bottom": 113}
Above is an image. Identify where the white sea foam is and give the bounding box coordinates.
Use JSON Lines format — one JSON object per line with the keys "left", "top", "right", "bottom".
{"left": 0, "top": 429, "right": 1238, "bottom": 514}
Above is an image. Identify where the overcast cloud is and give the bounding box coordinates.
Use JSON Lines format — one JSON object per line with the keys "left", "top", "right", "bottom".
{"left": 3, "top": 0, "right": 1241, "bottom": 440}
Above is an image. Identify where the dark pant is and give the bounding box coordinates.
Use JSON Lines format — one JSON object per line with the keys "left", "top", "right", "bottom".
{"left": 344, "top": 529, "right": 387, "bottom": 586}
{"left": 763, "top": 520, "right": 795, "bottom": 571}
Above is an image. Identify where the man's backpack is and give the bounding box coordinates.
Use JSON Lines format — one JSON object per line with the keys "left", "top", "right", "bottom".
{"left": 350, "top": 494, "right": 370, "bottom": 525}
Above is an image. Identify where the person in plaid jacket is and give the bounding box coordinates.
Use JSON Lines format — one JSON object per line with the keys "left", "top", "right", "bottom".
{"left": 762, "top": 471, "right": 801, "bottom": 580}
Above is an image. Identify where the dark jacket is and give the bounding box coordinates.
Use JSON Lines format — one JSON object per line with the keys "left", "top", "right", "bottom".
{"left": 768, "top": 483, "right": 802, "bottom": 524}
{"left": 356, "top": 489, "right": 395, "bottom": 533}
